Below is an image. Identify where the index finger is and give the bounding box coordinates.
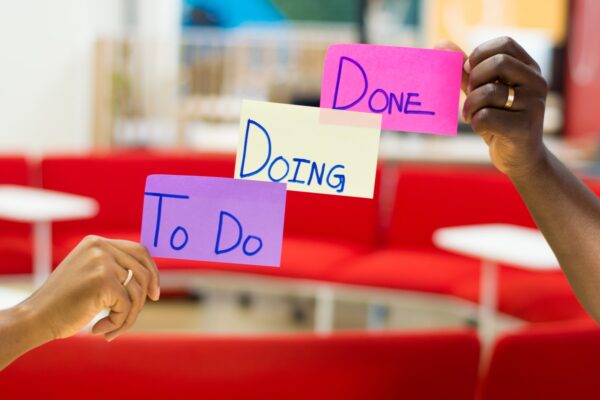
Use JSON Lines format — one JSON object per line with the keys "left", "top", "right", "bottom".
{"left": 105, "top": 239, "right": 160, "bottom": 300}
{"left": 468, "top": 36, "right": 540, "bottom": 72}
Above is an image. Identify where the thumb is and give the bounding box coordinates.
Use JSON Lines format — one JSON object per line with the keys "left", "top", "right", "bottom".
{"left": 91, "top": 317, "right": 117, "bottom": 336}
{"left": 434, "top": 40, "right": 469, "bottom": 94}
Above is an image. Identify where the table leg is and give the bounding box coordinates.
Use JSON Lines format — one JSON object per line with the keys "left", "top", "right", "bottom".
{"left": 315, "top": 285, "right": 335, "bottom": 334}
{"left": 33, "top": 221, "right": 52, "bottom": 287}
{"left": 478, "top": 259, "right": 498, "bottom": 345}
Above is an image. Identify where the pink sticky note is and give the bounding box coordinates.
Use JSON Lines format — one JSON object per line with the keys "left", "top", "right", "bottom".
{"left": 141, "top": 175, "right": 286, "bottom": 267}
{"left": 320, "top": 44, "right": 463, "bottom": 136}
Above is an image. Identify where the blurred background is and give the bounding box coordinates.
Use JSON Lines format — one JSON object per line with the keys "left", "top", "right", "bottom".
{"left": 1, "top": 0, "right": 598, "bottom": 155}
{"left": 2, "top": 1, "right": 600, "bottom": 398}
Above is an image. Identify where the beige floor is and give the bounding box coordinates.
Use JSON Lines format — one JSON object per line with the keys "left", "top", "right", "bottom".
{"left": 0, "top": 272, "right": 523, "bottom": 337}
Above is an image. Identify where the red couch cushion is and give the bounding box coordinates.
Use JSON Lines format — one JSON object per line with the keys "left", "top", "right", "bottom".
{"left": 481, "top": 321, "right": 600, "bottom": 400}
{"left": 388, "top": 165, "right": 535, "bottom": 248}
{"left": 283, "top": 167, "right": 382, "bottom": 246}
{"left": 43, "top": 152, "right": 382, "bottom": 274}
{"left": 168, "top": 236, "right": 367, "bottom": 281}
{"left": 1, "top": 331, "right": 480, "bottom": 400}
{"left": 0, "top": 156, "right": 32, "bottom": 274}
{"left": 335, "top": 247, "right": 480, "bottom": 294}
{"left": 52, "top": 229, "right": 366, "bottom": 281}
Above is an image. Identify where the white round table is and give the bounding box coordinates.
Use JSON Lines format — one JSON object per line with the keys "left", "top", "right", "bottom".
{"left": 0, "top": 287, "right": 30, "bottom": 310}
{"left": 434, "top": 223, "right": 560, "bottom": 344}
{"left": 0, "top": 185, "right": 98, "bottom": 286}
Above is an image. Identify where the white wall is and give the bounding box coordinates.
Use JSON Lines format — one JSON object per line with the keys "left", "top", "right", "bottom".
{"left": 0, "top": 0, "right": 124, "bottom": 154}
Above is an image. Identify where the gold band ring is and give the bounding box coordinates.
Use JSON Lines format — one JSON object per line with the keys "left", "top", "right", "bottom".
{"left": 504, "top": 86, "right": 515, "bottom": 110}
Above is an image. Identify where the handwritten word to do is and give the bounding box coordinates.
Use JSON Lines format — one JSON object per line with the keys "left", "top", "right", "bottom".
{"left": 320, "top": 44, "right": 463, "bottom": 136}
{"left": 235, "top": 100, "right": 381, "bottom": 199}
{"left": 140, "top": 175, "right": 286, "bottom": 267}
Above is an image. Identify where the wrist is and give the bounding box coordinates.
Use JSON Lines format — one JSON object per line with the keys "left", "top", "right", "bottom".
{"left": 0, "top": 301, "right": 54, "bottom": 370}
{"left": 506, "top": 145, "right": 551, "bottom": 183}
{"left": 12, "top": 300, "right": 56, "bottom": 346}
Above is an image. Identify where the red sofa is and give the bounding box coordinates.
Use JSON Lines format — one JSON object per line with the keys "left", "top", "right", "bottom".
{"left": 41, "top": 151, "right": 381, "bottom": 282}
{"left": 0, "top": 330, "right": 480, "bottom": 400}
{"left": 480, "top": 320, "right": 600, "bottom": 400}
{"left": 41, "top": 151, "right": 235, "bottom": 250}
{"left": 0, "top": 156, "right": 32, "bottom": 274}
{"left": 0, "top": 152, "right": 584, "bottom": 324}
{"left": 336, "top": 165, "right": 587, "bottom": 322}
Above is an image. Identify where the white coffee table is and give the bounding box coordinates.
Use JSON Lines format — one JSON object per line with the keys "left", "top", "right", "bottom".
{"left": 0, "top": 185, "right": 98, "bottom": 285}
{"left": 433, "top": 224, "right": 560, "bottom": 342}
{"left": 0, "top": 287, "right": 31, "bottom": 310}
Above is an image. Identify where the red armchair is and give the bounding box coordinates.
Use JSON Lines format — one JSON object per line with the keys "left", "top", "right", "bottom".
{"left": 0, "top": 156, "right": 32, "bottom": 274}
{"left": 0, "top": 330, "right": 480, "bottom": 400}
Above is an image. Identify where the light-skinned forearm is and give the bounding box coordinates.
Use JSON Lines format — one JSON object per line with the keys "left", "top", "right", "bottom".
{"left": 0, "top": 302, "right": 53, "bottom": 370}
{"left": 510, "top": 147, "right": 600, "bottom": 321}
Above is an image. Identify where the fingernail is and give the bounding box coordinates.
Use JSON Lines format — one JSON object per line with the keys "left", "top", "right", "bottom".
{"left": 464, "top": 59, "right": 471, "bottom": 74}
{"left": 154, "top": 286, "right": 160, "bottom": 301}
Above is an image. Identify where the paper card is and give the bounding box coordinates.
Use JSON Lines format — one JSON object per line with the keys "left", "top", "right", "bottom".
{"left": 320, "top": 44, "right": 463, "bottom": 136}
{"left": 141, "top": 175, "right": 286, "bottom": 267}
{"left": 235, "top": 100, "right": 381, "bottom": 199}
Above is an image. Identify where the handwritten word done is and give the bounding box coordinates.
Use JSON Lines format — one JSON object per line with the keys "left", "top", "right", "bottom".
{"left": 332, "top": 56, "right": 435, "bottom": 117}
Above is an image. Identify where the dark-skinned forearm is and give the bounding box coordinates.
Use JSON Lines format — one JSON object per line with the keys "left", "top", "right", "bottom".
{"left": 510, "top": 147, "right": 600, "bottom": 321}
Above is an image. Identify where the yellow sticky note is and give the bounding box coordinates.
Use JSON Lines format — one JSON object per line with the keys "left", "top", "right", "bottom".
{"left": 235, "top": 100, "right": 381, "bottom": 199}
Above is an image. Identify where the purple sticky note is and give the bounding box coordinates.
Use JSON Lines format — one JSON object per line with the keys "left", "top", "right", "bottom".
{"left": 141, "top": 175, "right": 286, "bottom": 267}
{"left": 320, "top": 44, "right": 463, "bottom": 136}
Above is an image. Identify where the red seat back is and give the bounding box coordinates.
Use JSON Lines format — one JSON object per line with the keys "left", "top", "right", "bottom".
{"left": 1, "top": 331, "right": 479, "bottom": 400}
{"left": 388, "top": 165, "right": 535, "bottom": 248}
{"left": 481, "top": 321, "right": 600, "bottom": 400}
{"left": 284, "top": 167, "right": 382, "bottom": 246}
{"left": 0, "top": 156, "right": 32, "bottom": 274}
{"left": 42, "top": 152, "right": 382, "bottom": 247}
{"left": 41, "top": 151, "right": 235, "bottom": 237}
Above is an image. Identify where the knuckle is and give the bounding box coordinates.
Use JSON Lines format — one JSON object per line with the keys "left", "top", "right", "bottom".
{"left": 471, "top": 108, "right": 492, "bottom": 131}
{"left": 492, "top": 53, "right": 508, "bottom": 68}
{"left": 90, "top": 247, "right": 107, "bottom": 261}
{"left": 90, "top": 264, "right": 111, "bottom": 286}
{"left": 476, "top": 108, "right": 491, "bottom": 121}
{"left": 84, "top": 235, "right": 103, "bottom": 248}
{"left": 483, "top": 83, "right": 498, "bottom": 99}
{"left": 139, "top": 267, "right": 151, "bottom": 283}
{"left": 500, "top": 36, "right": 516, "bottom": 50}
{"left": 97, "top": 263, "right": 113, "bottom": 280}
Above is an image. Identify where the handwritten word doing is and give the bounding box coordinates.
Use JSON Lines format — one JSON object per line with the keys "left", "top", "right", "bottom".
{"left": 332, "top": 56, "right": 435, "bottom": 116}
{"left": 145, "top": 192, "right": 263, "bottom": 257}
{"left": 239, "top": 119, "right": 346, "bottom": 193}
